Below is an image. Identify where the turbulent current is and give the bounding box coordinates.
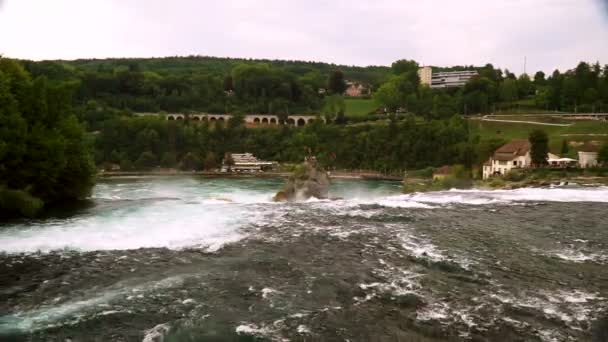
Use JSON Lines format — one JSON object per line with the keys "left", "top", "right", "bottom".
{"left": 1, "top": 177, "right": 607, "bottom": 341}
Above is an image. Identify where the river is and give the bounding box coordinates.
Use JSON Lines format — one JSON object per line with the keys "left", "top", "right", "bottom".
{"left": 1, "top": 177, "right": 607, "bottom": 341}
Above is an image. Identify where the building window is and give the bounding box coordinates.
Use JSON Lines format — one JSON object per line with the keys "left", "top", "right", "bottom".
{"left": 513, "top": 161, "right": 518, "bottom": 166}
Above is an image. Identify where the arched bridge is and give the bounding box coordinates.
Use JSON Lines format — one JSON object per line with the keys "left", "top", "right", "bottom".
{"left": 161, "top": 113, "right": 323, "bottom": 126}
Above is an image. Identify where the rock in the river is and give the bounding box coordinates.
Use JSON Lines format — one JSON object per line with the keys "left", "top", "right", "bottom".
{"left": 274, "top": 158, "right": 330, "bottom": 202}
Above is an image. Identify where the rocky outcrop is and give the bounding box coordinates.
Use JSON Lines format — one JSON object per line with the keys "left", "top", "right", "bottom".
{"left": 274, "top": 159, "right": 330, "bottom": 202}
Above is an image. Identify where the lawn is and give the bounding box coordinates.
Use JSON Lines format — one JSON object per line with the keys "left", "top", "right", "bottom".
{"left": 344, "top": 98, "right": 377, "bottom": 118}
{"left": 469, "top": 119, "right": 608, "bottom": 152}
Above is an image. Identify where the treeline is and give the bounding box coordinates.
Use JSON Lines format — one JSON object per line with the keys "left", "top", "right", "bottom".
{"left": 0, "top": 58, "right": 96, "bottom": 217}
{"left": 374, "top": 60, "right": 608, "bottom": 117}
{"left": 96, "top": 115, "right": 479, "bottom": 173}
{"left": 21, "top": 56, "right": 390, "bottom": 119}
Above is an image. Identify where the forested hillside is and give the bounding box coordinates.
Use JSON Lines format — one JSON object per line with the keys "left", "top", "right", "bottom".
{"left": 21, "top": 56, "right": 390, "bottom": 118}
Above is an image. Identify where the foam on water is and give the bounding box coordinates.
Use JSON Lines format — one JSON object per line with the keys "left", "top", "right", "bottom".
{"left": 2, "top": 180, "right": 606, "bottom": 255}
{"left": 404, "top": 186, "right": 608, "bottom": 205}
{"left": 0, "top": 179, "right": 276, "bottom": 254}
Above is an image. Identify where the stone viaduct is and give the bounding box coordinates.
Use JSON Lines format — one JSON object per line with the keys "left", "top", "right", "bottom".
{"left": 162, "top": 113, "right": 324, "bottom": 126}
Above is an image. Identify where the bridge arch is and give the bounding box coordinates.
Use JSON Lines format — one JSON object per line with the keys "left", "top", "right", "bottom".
{"left": 287, "top": 118, "right": 295, "bottom": 125}
{"left": 262, "top": 118, "right": 269, "bottom": 124}
{"left": 270, "top": 118, "right": 277, "bottom": 124}
{"left": 297, "top": 118, "right": 306, "bottom": 126}
{"left": 254, "top": 117, "right": 261, "bottom": 124}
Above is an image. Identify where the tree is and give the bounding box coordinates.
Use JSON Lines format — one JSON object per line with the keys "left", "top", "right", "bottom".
{"left": 135, "top": 151, "right": 157, "bottom": 170}
{"left": 391, "top": 59, "right": 419, "bottom": 76}
{"left": 598, "top": 143, "right": 608, "bottom": 166}
{"left": 160, "top": 151, "right": 177, "bottom": 168}
{"left": 322, "top": 94, "right": 345, "bottom": 122}
{"left": 203, "top": 151, "right": 217, "bottom": 170}
{"left": 0, "top": 59, "right": 96, "bottom": 217}
{"left": 223, "top": 152, "right": 235, "bottom": 172}
{"left": 560, "top": 139, "right": 569, "bottom": 155}
{"left": 180, "top": 152, "right": 201, "bottom": 171}
{"left": 529, "top": 129, "right": 549, "bottom": 167}
{"left": 328, "top": 70, "right": 346, "bottom": 95}
{"left": 499, "top": 79, "right": 518, "bottom": 102}
{"left": 517, "top": 74, "right": 534, "bottom": 98}
{"left": 533, "top": 71, "right": 546, "bottom": 86}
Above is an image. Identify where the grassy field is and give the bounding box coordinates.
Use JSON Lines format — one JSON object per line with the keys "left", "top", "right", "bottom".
{"left": 344, "top": 98, "right": 377, "bottom": 118}
{"left": 470, "top": 119, "right": 608, "bottom": 153}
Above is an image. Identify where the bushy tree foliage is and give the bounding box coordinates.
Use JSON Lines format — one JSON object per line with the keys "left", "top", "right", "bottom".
{"left": 0, "top": 58, "right": 95, "bottom": 218}
{"left": 529, "top": 129, "right": 549, "bottom": 167}
{"left": 328, "top": 70, "right": 347, "bottom": 95}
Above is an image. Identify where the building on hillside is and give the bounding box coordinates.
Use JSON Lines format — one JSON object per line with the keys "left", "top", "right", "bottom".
{"left": 482, "top": 140, "right": 532, "bottom": 179}
{"left": 344, "top": 80, "right": 370, "bottom": 97}
{"left": 431, "top": 70, "right": 479, "bottom": 89}
{"left": 418, "top": 66, "right": 433, "bottom": 87}
{"left": 417, "top": 67, "right": 478, "bottom": 89}
{"left": 221, "top": 153, "right": 276, "bottom": 173}
{"left": 578, "top": 143, "right": 600, "bottom": 168}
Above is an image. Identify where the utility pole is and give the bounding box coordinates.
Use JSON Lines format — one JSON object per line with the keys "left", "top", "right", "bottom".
{"left": 524, "top": 56, "right": 527, "bottom": 75}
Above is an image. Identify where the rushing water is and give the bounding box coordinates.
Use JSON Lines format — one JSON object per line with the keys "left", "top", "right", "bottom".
{"left": 1, "top": 177, "right": 607, "bottom": 341}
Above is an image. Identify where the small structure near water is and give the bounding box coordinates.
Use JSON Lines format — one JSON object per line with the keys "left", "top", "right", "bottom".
{"left": 221, "top": 153, "right": 276, "bottom": 173}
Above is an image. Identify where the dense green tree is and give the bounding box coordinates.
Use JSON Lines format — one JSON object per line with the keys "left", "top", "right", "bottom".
{"left": 373, "top": 82, "right": 401, "bottom": 112}
{"left": 529, "top": 129, "right": 549, "bottom": 167}
{"left": 517, "top": 74, "right": 534, "bottom": 98}
{"left": 135, "top": 151, "right": 157, "bottom": 170}
{"left": 598, "top": 143, "right": 608, "bottom": 166}
{"left": 499, "top": 79, "right": 519, "bottom": 102}
{"left": 160, "top": 151, "right": 177, "bottom": 168}
{"left": 328, "top": 70, "right": 347, "bottom": 95}
{"left": 0, "top": 58, "right": 95, "bottom": 218}
{"left": 322, "top": 95, "right": 345, "bottom": 122}
{"left": 203, "top": 151, "right": 218, "bottom": 170}
{"left": 560, "top": 139, "right": 569, "bottom": 155}
{"left": 180, "top": 152, "right": 201, "bottom": 171}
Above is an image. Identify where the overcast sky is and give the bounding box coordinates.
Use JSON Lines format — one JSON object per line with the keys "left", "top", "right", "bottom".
{"left": 1, "top": 0, "right": 607, "bottom": 74}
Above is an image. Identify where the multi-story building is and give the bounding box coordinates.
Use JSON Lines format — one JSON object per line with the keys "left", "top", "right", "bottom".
{"left": 431, "top": 70, "right": 478, "bottom": 88}
{"left": 418, "top": 67, "right": 478, "bottom": 89}
{"left": 417, "top": 66, "right": 432, "bottom": 87}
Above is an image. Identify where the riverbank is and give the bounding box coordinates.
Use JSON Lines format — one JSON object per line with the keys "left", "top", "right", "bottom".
{"left": 404, "top": 168, "right": 608, "bottom": 193}
{"left": 98, "top": 170, "right": 403, "bottom": 181}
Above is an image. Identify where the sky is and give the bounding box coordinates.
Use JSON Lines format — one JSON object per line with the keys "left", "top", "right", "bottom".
{"left": 0, "top": 0, "right": 607, "bottom": 74}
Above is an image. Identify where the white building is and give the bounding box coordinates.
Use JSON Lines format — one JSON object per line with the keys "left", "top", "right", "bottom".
{"left": 431, "top": 70, "right": 479, "bottom": 89}
{"left": 578, "top": 144, "right": 599, "bottom": 168}
{"left": 418, "top": 67, "right": 478, "bottom": 89}
{"left": 221, "top": 153, "right": 276, "bottom": 173}
{"left": 483, "top": 140, "right": 532, "bottom": 179}
{"left": 417, "top": 66, "right": 433, "bottom": 87}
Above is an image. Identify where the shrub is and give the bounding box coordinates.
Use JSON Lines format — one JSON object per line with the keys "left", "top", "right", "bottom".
{"left": 0, "top": 187, "right": 44, "bottom": 217}
{"left": 135, "top": 151, "right": 157, "bottom": 170}
{"left": 160, "top": 152, "right": 177, "bottom": 168}
{"left": 180, "top": 152, "right": 201, "bottom": 171}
